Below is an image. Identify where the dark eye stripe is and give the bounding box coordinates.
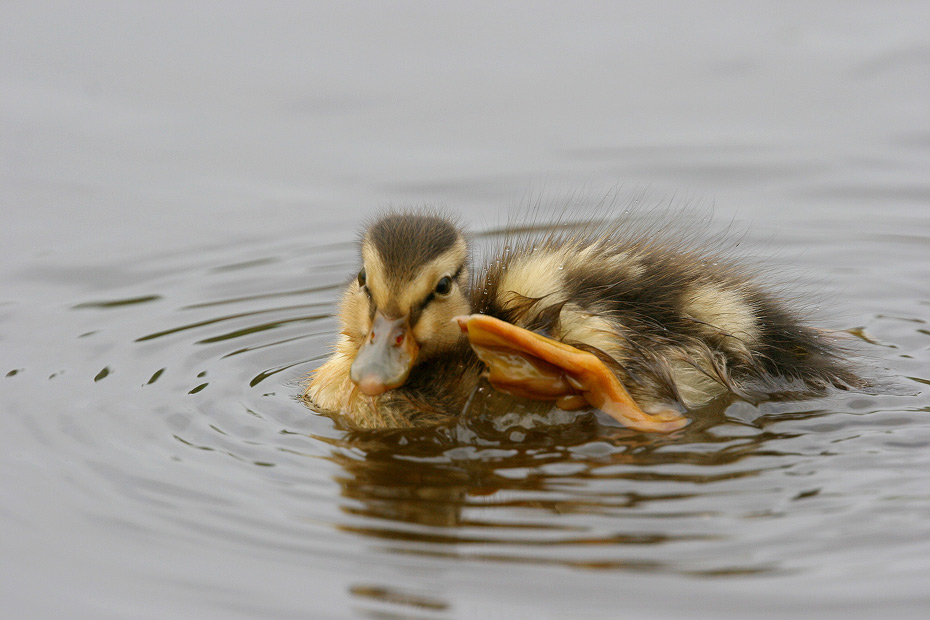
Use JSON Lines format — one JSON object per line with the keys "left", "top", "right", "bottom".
{"left": 410, "top": 262, "right": 466, "bottom": 326}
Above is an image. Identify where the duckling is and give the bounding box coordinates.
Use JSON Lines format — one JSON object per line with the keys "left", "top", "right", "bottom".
{"left": 304, "top": 209, "right": 860, "bottom": 431}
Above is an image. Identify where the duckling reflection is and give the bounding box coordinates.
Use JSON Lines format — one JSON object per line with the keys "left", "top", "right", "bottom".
{"left": 319, "top": 403, "right": 607, "bottom": 532}
{"left": 315, "top": 397, "right": 804, "bottom": 554}
{"left": 328, "top": 443, "right": 469, "bottom": 530}
{"left": 305, "top": 209, "right": 861, "bottom": 432}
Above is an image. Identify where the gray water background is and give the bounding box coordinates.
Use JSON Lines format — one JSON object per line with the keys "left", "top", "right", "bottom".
{"left": 2, "top": 3, "right": 929, "bottom": 619}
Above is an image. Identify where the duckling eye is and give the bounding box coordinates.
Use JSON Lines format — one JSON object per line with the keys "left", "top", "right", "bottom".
{"left": 434, "top": 276, "right": 453, "bottom": 296}
{"left": 357, "top": 268, "right": 366, "bottom": 288}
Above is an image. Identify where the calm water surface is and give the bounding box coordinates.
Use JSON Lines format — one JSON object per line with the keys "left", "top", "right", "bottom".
{"left": 2, "top": 3, "right": 929, "bottom": 619}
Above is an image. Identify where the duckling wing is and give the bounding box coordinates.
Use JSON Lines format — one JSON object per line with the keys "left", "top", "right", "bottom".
{"left": 455, "top": 314, "right": 688, "bottom": 433}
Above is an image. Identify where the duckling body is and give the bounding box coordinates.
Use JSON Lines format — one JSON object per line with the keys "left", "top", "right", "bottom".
{"left": 305, "top": 210, "right": 858, "bottom": 430}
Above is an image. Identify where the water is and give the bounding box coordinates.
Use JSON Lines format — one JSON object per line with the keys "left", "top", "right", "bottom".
{"left": 2, "top": 3, "right": 929, "bottom": 619}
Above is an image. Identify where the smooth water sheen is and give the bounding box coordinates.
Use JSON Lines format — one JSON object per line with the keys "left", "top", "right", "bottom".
{"left": 3, "top": 3, "right": 929, "bottom": 619}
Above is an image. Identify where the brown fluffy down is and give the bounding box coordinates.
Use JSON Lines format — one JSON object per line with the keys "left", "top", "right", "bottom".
{"left": 304, "top": 208, "right": 862, "bottom": 430}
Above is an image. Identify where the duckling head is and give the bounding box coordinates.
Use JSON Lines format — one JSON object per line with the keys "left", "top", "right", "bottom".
{"left": 343, "top": 212, "right": 470, "bottom": 396}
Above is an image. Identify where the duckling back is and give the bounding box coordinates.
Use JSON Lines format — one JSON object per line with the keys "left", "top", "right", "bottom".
{"left": 471, "top": 218, "right": 860, "bottom": 411}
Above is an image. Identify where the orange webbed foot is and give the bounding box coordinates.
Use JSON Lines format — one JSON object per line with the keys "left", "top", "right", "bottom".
{"left": 455, "top": 314, "right": 688, "bottom": 433}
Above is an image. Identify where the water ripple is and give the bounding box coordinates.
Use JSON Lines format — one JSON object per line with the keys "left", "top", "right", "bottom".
{"left": 3, "top": 214, "right": 929, "bottom": 618}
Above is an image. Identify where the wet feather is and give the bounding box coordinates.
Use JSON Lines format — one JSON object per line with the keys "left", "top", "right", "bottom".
{"left": 304, "top": 207, "right": 862, "bottom": 429}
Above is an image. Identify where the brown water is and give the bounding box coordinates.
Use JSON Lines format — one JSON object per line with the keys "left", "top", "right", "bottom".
{"left": 3, "top": 3, "right": 930, "bottom": 619}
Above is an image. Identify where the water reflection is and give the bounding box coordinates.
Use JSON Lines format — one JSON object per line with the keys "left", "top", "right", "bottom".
{"left": 314, "top": 391, "right": 814, "bottom": 576}
{"left": 4, "top": 203, "right": 929, "bottom": 618}
{"left": 350, "top": 583, "right": 450, "bottom": 620}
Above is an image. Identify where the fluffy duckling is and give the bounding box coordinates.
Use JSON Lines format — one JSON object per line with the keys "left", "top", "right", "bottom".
{"left": 304, "top": 209, "right": 859, "bottom": 431}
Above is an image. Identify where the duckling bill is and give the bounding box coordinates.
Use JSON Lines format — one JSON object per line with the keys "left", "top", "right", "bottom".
{"left": 304, "top": 209, "right": 860, "bottom": 431}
